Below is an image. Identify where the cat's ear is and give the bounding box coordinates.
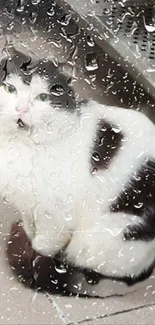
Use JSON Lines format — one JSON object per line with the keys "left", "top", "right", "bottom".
{"left": 9, "top": 48, "right": 32, "bottom": 74}
{"left": 1, "top": 45, "right": 33, "bottom": 76}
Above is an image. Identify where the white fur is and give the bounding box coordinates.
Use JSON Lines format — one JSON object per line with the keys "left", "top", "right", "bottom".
{"left": 1, "top": 73, "right": 155, "bottom": 279}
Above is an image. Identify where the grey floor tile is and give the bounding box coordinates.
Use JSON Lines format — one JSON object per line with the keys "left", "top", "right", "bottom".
{"left": 79, "top": 305, "right": 155, "bottom": 325}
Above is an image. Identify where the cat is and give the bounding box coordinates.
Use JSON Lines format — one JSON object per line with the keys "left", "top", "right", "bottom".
{"left": 1, "top": 48, "right": 155, "bottom": 288}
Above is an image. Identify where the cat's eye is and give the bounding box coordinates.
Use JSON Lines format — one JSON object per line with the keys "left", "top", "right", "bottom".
{"left": 36, "top": 93, "right": 50, "bottom": 102}
{"left": 4, "top": 84, "right": 17, "bottom": 94}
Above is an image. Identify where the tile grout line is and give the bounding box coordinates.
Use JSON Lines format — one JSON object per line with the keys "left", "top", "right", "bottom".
{"left": 46, "top": 292, "right": 71, "bottom": 325}
{"left": 78, "top": 302, "right": 155, "bottom": 324}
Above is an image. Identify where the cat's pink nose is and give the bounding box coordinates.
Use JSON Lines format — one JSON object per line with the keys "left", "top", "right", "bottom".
{"left": 15, "top": 106, "right": 29, "bottom": 113}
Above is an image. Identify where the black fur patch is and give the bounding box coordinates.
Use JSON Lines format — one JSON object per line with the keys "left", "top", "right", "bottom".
{"left": 91, "top": 120, "right": 123, "bottom": 172}
{"left": 111, "top": 159, "right": 155, "bottom": 241}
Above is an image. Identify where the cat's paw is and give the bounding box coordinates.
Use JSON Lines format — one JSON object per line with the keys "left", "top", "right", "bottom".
{"left": 32, "top": 235, "right": 52, "bottom": 256}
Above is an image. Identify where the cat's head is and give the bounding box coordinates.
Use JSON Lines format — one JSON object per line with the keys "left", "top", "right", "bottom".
{"left": 0, "top": 49, "right": 76, "bottom": 133}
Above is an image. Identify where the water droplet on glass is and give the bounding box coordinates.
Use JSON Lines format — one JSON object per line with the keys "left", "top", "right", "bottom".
{"left": 16, "top": 0, "right": 25, "bottom": 12}
{"left": 126, "top": 21, "right": 138, "bottom": 37}
{"left": 133, "top": 174, "right": 141, "bottom": 181}
{"left": 7, "top": 22, "right": 14, "bottom": 31}
{"left": 50, "top": 84, "right": 65, "bottom": 96}
{"left": 118, "top": 9, "right": 135, "bottom": 24}
{"left": 143, "top": 15, "right": 155, "bottom": 33}
{"left": 85, "top": 52, "right": 98, "bottom": 71}
{"left": 106, "top": 68, "right": 113, "bottom": 79}
{"left": 134, "top": 202, "right": 143, "bottom": 209}
{"left": 47, "top": 7, "right": 55, "bottom": 17}
{"left": 86, "top": 35, "right": 95, "bottom": 47}
{"left": 64, "top": 304, "right": 72, "bottom": 309}
{"left": 3, "top": 197, "right": 9, "bottom": 205}
{"left": 51, "top": 279, "right": 58, "bottom": 285}
{"left": 29, "top": 11, "right": 38, "bottom": 24}
{"left": 57, "top": 14, "right": 71, "bottom": 26}
{"left": 92, "top": 152, "right": 100, "bottom": 162}
{"left": 47, "top": 38, "right": 61, "bottom": 48}
{"left": 130, "top": 257, "right": 135, "bottom": 262}
{"left": 135, "top": 44, "right": 142, "bottom": 59}
{"left": 133, "top": 188, "right": 142, "bottom": 194}
{"left": 54, "top": 264, "right": 67, "bottom": 274}
{"left": 66, "top": 194, "right": 73, "bottom": 204}
{"left": 64, "top": 210, "right": 73, "bottom": 222}
{"left": 29, "top": 26, "right": 38, "bottom": 40}
{"left": 31, "top": 0, "right": 41, "bottom": 4}
{"left": 111, "top": 126, "right": 122, "bottom": 133}
{"left": 33, "top": 256, "right": 41, "bottom": 267}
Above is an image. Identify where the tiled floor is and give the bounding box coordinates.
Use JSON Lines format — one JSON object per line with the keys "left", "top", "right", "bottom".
{"left": 1, "top": 4, "right": 155, "bottom": 324}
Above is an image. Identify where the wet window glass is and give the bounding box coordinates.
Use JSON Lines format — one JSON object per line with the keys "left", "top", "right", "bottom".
{"left": 0, "top": 0, "right": 155, "bottom": 324}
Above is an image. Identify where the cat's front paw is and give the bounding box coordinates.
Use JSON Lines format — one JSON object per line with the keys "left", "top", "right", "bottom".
{"left": 32, "top": 235, "right": 56, "bottom": 257}
{"left": 32, "top": 235, "right": 61, "bottom": 257}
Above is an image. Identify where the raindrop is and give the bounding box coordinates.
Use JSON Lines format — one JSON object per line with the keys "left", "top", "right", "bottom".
{"left": 7, "top": 22, "right": 14, "bottom": 31}
{"left": 21, "top": 17, "right": 27, "bottom": 25}
{"left": 126, "top": 21, "right": 138, "bottom": 37}
{"left": 101, "top": 125, "right": 109, "bottom": 132}
{"left": 111, "top": 126, "right": 122, "bottom": 133}
{"left": 92, "top": 152, "right": 100, "bottom": 162}
{"left": 29, "top": 11, "right": 38, "bottom": 24}
{"left": 118, "top": 10, "right": 135, "bottom": 24}
{"left": 86, "top": 35, "right": 95, "bottom": 47}
{"left": 50, "top": 84, "right": 65, "bottom": 96}
{"left": 130, "top": 257, "right": 135, "bottom": 263}
{"left": 133, "top": 188, "right": 142, "bottom": 194}
{"left": 85, "top": 52, "right": 98, "bottom": 71}
{"left": 54, "top": 264, "right": 67, "bottom": 274}
{"left": 143, "top": 15, "right": 155, "bottom": 33}
{"left": 84, "top": 8, "right": 93, "bottom": 16}
{"left": 64, "top": 304, "right": 72, "bottom": 309}
{"left": 33, "top": 256, "right": 41, "bottom": 267}
{"left": 3, "top": 197, "right": 9, "bottom": 205}
{"left": 134, "top": 202, "right": 143, "bottom": 209}
{"left": 66, "top": 194, "right": 73, "bottom": 204}
{"left": 104, "top": 81, "right": 114, "bottom": 93}
{"left": 31, "top": 0, "right": 41, "bottom": 4}
{"left": 47, "top": 38, "right": 61, "bottom": 48}
{"left": 133, "top": 174, "right": 141, "bottom": 181}
{"left": 29, "top": 26, "right": 38, "bottom": 40}
{"left": 64, "top": 214, "right": 73, "bottom": 222}
{"left": 60, "top": 29, "right": 72, "bottom": 42}
{"left": 16, "top": 0, "right": 25, "bottom": 12}
{"left": 47, "top": 7, "right": 55, "bottom": 17}
{"left": 106, "top": 68, "right": 113, "bottom": 79}
{"left": 103, "top": 8, "right": 110, "bottom": 15}
{"left": 57, "top": 14, "right": 72, "bottom": 26}
{"left": 135, "top": 44, "right": 142, "bottom": 59}
{"left": 51, "top": 279, "right": 58, "bottom": 284}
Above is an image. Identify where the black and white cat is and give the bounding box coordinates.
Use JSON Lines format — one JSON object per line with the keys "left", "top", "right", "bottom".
{"left": 1, "top": 48, "right": 155, "bottom": 288}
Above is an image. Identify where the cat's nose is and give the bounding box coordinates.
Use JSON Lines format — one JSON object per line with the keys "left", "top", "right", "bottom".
{"left": 15, "top": 106, "right": 29, "bottom": 113}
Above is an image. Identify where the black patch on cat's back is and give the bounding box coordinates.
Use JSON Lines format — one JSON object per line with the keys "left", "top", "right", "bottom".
{"left": 111, "top": 159, "right": 155, "bottom": 241}
{"left": 91, "top": 120, "right": 123, "bottom": 172}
